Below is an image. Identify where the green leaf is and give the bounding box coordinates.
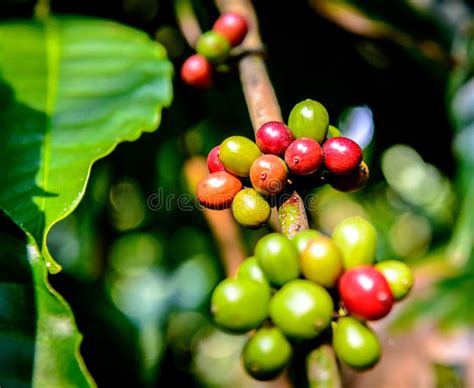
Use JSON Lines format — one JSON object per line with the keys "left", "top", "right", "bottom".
{"left": 0, "top": 16, "right": 173, "bottom": 273}
{"left": 0, "top": 213, "right": 94, "bottom": 387}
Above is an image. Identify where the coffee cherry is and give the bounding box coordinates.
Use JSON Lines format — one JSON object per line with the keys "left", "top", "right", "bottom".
{"left": 197, "top": 171, "right": 242, "bottom": 209}
{"left": 292, "top": 229, "right": 321, "bottom": 255}
{"left": 270, "top": 279, "right": 334, "bottom": 339}
{"left": 301, "top": 236, "right": 343, "bottom": 288}
{"left": 242, "top": 327, "right": 292, "bottom": 381}
{"left": 255, "top": 233, "right": 300, "bottom": 287}
{"left": 333, "top": 317, "right": 381, "bottom": 370}
{"left": 329, "top": 161, "right": 369, "bottom": 193}
{"left": 207, "top": 145, "right": 225, "bottom": 173}
{"left": 256, "top": 121, "right": 294, "bottom": 156}
{"left": 237, "top": 256, "right": 270, "bottom": 290}
{"left": 332, "top": 216, "right": 377, "bottom": 269}
{"left": 211, "top": 278, "right": 270, "bottom": 332}
{"left": 288, "top": 99, "right": 329, "bottom": 142}
{"left": 285, "top": 138, "right": 323, "bottom": 175}
{"left": 196, "top": 31, "right": 231, "bottom": 63}
{"left": 375, "top": 260, "right": 414, "bottom": 301}
{"left": 327, "top": 125, "right": 342, "bottom": 138}
{"left": 322, "top": 137, "right": 363, "bottom": 175}
{"left": 213, "top": 12, "right": 248, "bottom": 47}
{"left": 250, "top": 155, "right": 288, "bottom": 195}
{"left": 181, "top": 54, "right": 213, "bottom": 88}
{"left": 220, "top": 136, "right": 261, "bottom": 177}
{"left": 339, "top": 266, "right": 394, "bottom": 320}
{"left": 232, "top": 188, "right": 271, "bottom": 228}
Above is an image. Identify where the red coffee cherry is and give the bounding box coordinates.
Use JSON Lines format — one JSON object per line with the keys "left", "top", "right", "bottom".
{"left": 196, "top": 171, "right": 242, "bottom": 209}
{"left": 213, "top": 12, "right": 248, "bottom": 47}
{"left": 181, "top": 54, "right": 213, "bottom": 88}
{"left": 322, "top": 137, "right": 363, "bottom": 175}
{"left": 207, "top": 145, "right": 225, "bottom": 173}
{"left": 256, "top": 121, "right": 294, "bottom": 157}
{"left": 338, "top": 266, "right": 394, "bottom": 320}
{"left": 250, "top": 155, "right": 288, "bottom": 195}
{"left": 329, "top": 161, "right": 369, "bottom": 192}
{"left": 285, "top": 138, "right": 323, "bottom": 176}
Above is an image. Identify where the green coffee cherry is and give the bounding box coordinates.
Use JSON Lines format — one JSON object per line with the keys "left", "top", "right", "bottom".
{"left": 242, "top": 327, "right": 292, "bottom": 381}
{"left": 255, "top": 233, "right": 300, "bottom": 286}
{"left": 196, "top": 31, "right": 231, "bottom": 63}
{"left": 270, "top": 279, "right": 334, "bottom": 339}
{"left": 288, "top": 99, "right": 329, "bottom": 142}
{"left": 301, "top": 235, "right": 343, "bottom": 288}
{"left": 220, "top": 136, "right": 261, "bottom": 177}
{"left": 237, "top": 256, "right": 270, "bottom": 290}
{"left": 292, "top": 229, "right": 321, "bottom": 255}
{"left": 375, "top": 260, "right": 414, "bottom": 301}
{"left": 332, "top": 216, "right": 377, "bottom": 269}
{"left": 327, "top": 125, "right": 342, "bottom": 138}
{"left": 333, "top": 317, "right": 381, "bottom": 370}
{"left": 211, "top": 278, "right": 270, "bottom": 333}
{"left": 232, "top": 188, "right": 271, "bottom": 229}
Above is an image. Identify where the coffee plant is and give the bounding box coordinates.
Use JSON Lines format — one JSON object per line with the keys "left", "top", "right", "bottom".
{"left": 0, "top": 0, "right": 472, "bottom": 387}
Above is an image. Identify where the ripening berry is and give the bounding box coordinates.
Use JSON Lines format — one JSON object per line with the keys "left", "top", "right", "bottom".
{"left": 213, "top": 12, "right": 248, "bottom": 46}
{"left": 285, "top": 138, "right": 323, "bottom": 175}
{"left": 329, "top": 161, "right": 369, "bottom": 192}
{"left": 339, "top": 266, "right": 394, "bottom": 320}
{"left": 181, "top": 54, "right": 213, "bottom": 88}
{"left": 207, "top": 145, "right": 225, "bottom": 173}
{"left": 250, "top": 155, "right": 288, "bottom": 195}
{"left": 322, "top": 137, "right": 363, "bottom": 175}
{"left": 196, "top": 171, "right": 242, "bottom": 209}
{"left": 256, "top": 121, "right": 294, "bottom": 156}
{"left": 196, "top": 31, "right": 231, "bottom": 63}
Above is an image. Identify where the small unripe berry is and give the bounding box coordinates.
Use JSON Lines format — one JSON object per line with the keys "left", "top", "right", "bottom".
{"left": 242, "top": 327, "right": 292, "bottom": 381}
{"left": 220, "top": 136, "right": 261, "bottom": 177}
{"left": 285, "top": 138, "right": 323, "bottom": 175}
{"left": 323, "top": 137, "right": 363, "bottom": 175}
{"left": 232, "top": 188, "right": 271, "bottom": 229}
{"left": 207, "top": 145, "right": 225, "bottom": 173}
{"left": 196, "top": 31, "right": 231, "bottom": 63}
{"left": 196, "top": 171, "right": 242, "bottom": 209}
{"left": 333, "top": 317, "right": 381, "bottom": 370}
{"left": 256, "top": 121, "right": 294, "bottom": 156}
{"left": 270, "top": 279, "right": 334, "bottom": 339}
{"left": 255, "top": 233, "right": 300, "bottom": 286}
{"left": 181, "top": 54, "right": 213, "bottom": 88}
{"left": 213, "top": 12, "right": 248, "bottom": 46}
{"left": 339, "top": 266, "right": 394, "bottom": 320}
{"left": 211, "top": 278, "right": 270, "bottom": 333}
{"left": 288, "top": 99, "right": 329, "bottom": 142}
{"left": 301, "top": 235, "right": 343, "bottom": 288}
{"left": 250, "top": 155, "right": 288, "bottom": 195}
{"left": 332, "top": 216, "right": 377, "bottom": 269}
{"left": 375, "top": 260, "right": 414, "bottom": 301}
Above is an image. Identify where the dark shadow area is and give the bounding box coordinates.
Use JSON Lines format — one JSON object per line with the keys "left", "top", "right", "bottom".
{"left": 0, "top": 212, "right": 36, "bottom": 387}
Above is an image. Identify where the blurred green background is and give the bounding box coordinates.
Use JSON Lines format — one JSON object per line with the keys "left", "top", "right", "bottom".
{"left": 1, "top": 0, "right": 473, "bottom": 387}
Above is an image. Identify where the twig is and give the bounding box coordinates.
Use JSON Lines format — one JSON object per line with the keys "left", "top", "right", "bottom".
{"left": 175, "top": 0, "right": 202, "bottom": 48}
{"left": 176, "top": 2, "right": 335, "bottom": 385}
{"left": 214, "top": 0, "right": 309, "bottom": 237}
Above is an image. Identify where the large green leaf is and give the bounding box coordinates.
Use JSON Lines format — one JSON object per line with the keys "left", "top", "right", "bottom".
{"left": 0, "top": 16, "right": 173, "bottom": 272}
{"left": 0, "top": 212, "right": 94, "bottom": 387}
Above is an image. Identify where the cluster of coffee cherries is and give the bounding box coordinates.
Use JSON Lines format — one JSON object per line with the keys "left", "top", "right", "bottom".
{"left": 181, "top": 13, "right": 248, "bottom": 88}
{"left": 210, "top": 216, "right": 414, "bottom": 380}
{"left": 197, "top": 99, "right": 369, "bottom": 228}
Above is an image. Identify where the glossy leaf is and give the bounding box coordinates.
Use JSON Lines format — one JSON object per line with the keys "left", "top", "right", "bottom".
{"left": 0, "top": 213, "right": 94, "bottom": 387}
{"left": 0, "top": 17, "right": 173, "bottom": 272}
